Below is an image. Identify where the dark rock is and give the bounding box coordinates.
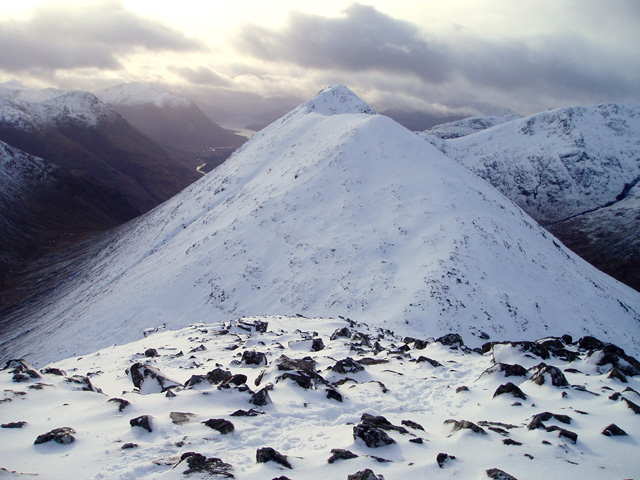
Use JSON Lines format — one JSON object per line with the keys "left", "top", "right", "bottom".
{"left": 401, "top": 419, "right": 425, "bottom": 431}
{"left": 224, "top": 374, "right": 248, "bottom": 386}
{"left": 436, "top": 333, "right": 464, "bottom": 348}
{"left": 416, "top": 356, "right": 442, "bottom": 367}
{"left": 129, "top": 415, "right": 153, "bottom": 432}
{"left": 436, "top": 452, "right": 456, "bottom": 468}
{"left": 166, "top": 389, "right": 177, "bottom": 398}
{"left": 203, "top": 418, "right": 235, "bottom": 434}
{"left": 108, "top": 398, "right": 131, "bottom": 412}
{"left": 326, "top": 388, "right": 343, "bottom": 402}
{"left": 561, "top": 334, "right": 573, "bottom": 344}
{"left": 347, "top": 469, "right": 384, "bottom": 480}
{"left": 330, "top": 327, "right": 351, "bottom": 340}
{"left": 353, "top": 424, "right": 396, "bottom": 447}
{"left": 181, "top": 452, "right": 234, "bottom": 477}
{"left": 622, "top": 397, "right": 640, "bottom": 414}
{"left": 40, "top": 367, "right": 66, "bottom": 376}
{"left": 352, "top": 332, "right": 373, "bottom": 347}
{"left": 12, "top": 373, "right": 30, "bottom": 383}
{"left": 493, "top": 382, "right": 527, "bottom": 400}
{"left": 327, "top": 448, "right": 359, "bottom": 463}
{"left": 486, "top": 468, "right": 518, "bottom": 480}
{"left": 144, "top": 348, "right": 159, "bottom": 357}
{"left": 251, "top": 387, "right": 272, "bottom": 406}
{"left": 185, "top": 374, "right": 209, "bottom": 388}
{"left": 311, "top": 337, "right": 325, "bottom": 351}
{"left": 553, "top": 414, "right": 572, "bottom": 424}
{"left": 121, "top": 443, "right": 138, "bottom": 449}
{"left": 332, "top": 357, "right": 364, "bottom": 374}
{"left": 456, "top": 386, "right": 469, "bottom": 393}
{"left": 277, "top": 355, "right": 316, "bottom": 373}
{"left": 206, "top": 368, "right": 233, "bottom": 384}
{"left": 34, "top": 427, "right": 76, "bottom": 445}
{"left": 241, "top": 350, "right": 268, "bottom": 366}
{"left": 589, "top": 344, "right": 640, "bottom": 376}
{"left": 413, "top": 339, "right": 429, "bottom": 350}
{"left": 256, "top": 447, "right": 292, "bottom": 469}
{"left": 529, "top": 363, "right": 568, "bottom": 387}
{"left": 271, "top": 477, "right": 292, "bottom": 480}
{"left": 1, "top": 421, "right": 27, "bottom": 428}
{"left": 578, "top": 336, "right": 604, "bottom": 351}
{"left": 480, "top": 363, "right": 528, "bottom": 378}
{"left": 170, "top": 412, "right": 196, "bottom": 425}
{"left": 358, "top": 358, "right": 390, "bottom": 366}
{"left": 65, "top": 375, "right": 101, "bottom": 393}
{"left": 527, "top": 412, "right": 553, "bottom": 430}
{"left": 3, "top": 359, "right": 40, "bottom": 378}
{"left": 126, "top": 363, "right": 181, "bottom": 393}
{"left": 608, "top": 367, "right": 628, "bottom": 383}
{"left": 546, "top": 426, "right": 577, "bottom": 443}
{"left": 230, "top": 408, "right": 264, "bottom": 417}
{"left": 484, "top": 341, "right": 549, "bottom": 359}
{"left": 189, "top": 344, "right": 207, "bottom": 353}
{"left": 601, "top": 423, "right": 627, "bottom": 436}
{"left": 444, "top": 419, "right": 486, "bottom": 435}
{"left": 503, "top": 438, "right": 522, "bottom": 446}
{"left": 369, "top": 455, "right": 392, "bottom": 462}
{"left": 409, "top": 437, "right": 423, "bottom": 444}
{"left": 361, "top": 413, "right": 408, "bottom": 434}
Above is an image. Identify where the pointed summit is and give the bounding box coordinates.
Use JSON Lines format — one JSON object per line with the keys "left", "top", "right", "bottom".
{"left": 300, "top": 85, "right": 377, "bottom": 116}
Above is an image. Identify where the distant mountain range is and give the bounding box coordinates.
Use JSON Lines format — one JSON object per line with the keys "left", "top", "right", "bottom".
{"left": 422, "top": 103, "right": 640, "bottom": 290}
{"left": 2, "top": 85, "right": 638, "bottom": 366}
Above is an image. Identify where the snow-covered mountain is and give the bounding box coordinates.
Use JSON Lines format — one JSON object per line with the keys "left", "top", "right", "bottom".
{"left": 421, "top": 103, "right": 640, "bottom": 290}
{"left": 1, "top": 316, "right": 638, "bottom": 479}
{"left": 0, "top": 83, "right": 199, "bottom": 214}
{"left": 96, "top": 82, "right": 247, "bottom": 169}
{"left": 422, "top": 113, "right": 523, "bottom": 140}
{"left": 3, "top": 85, "right": 639, "bottom": 367}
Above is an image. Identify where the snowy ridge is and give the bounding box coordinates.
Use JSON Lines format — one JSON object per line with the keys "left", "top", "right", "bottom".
{"left": 4, "top": 86, "right": 640, "bottom": 367}
{"left": 421, "top": 113, "right": 522, "bottom": 139}
{"left": 1, "top": 316, "right": 639, "bottom": 479}
{"left": 435, "top": 103, "right": 640, "bottom": 224}
{"left": 296, "top": 85, "right": 378, "bottom": 116}
{"left": 96, "top": 82, "right": 192, "bottom": 109}
{"left": 0, "top": 140, "right": 57, "bottom": 193}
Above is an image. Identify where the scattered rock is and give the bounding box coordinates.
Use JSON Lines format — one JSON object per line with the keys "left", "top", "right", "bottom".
{"left": 456, "top": 386, "right": 469, "bottom": 393}
{"left": 230, "top": 408, "right": 264, "bottom": 417}
{"left": 360, "top": 413, "right": 408, "bottom": 434}
{"left": 444, "top": 419, "right": 486, "bottom": 435}
{"left": 353, "top": 424, "right": 396, "bottom": 448}
{"left": 170, "top": 412, "right": 196, "bottom": 425}
{"left": 181, "top": 452, "right": 234, "bottom": 477}
{"left": 34, "top": 427, "right": 76, "bottom": 445}
{"left": 224, "top": 374, "right": 248, "bottom": 386}
{"left": 529, "top": 363, "right": 568, "bottom": 387}
{"left": 493, "top": 382, "right": 527, "bottom": 399}
{"left": 126, "top": 363, "right": 182, "bottom": 393}
{"left": 326, "top": 388, "right": 343, "bottom": 402}
{"left": 203, "top": 418, "right": 235, "bottom": 434}
{"left": 546, "top": 425, "right": 578, "bottom": 443}
{"left": 130, "top": 415, "right": 153, "bottom": 432}
{"left": 144, "top": 348, "right": 159, "bottom": 357}
{"left": 330, "top": 327, "right": 351, "bottom": 340}
{"left": 327, "top": 448, "right": 359, "bottom": 463}
{"left": 332, "top": 357, "right": 364, "bottom": 374}
{"left": 108, "top": 398, "right": 131, "bottom": 412}
{"left": 621, "top": 397, "right": 640, "bottom": 414}
{"left": 121, "top": 443, "right": 138, "bottom": 449}
{"left": 311, "top": 337, "right": 325, "bottom": 351}
{"left": 436, "top": 452, "right": 456, "bottom": 468}
{"left": 189, "top": 344, "right": 207, "bottom": 353}
{"left": 607, "top": 367, "right": 628, "bottom": 383}
{"left": 206, "top": 368, "right": 233, "bottom": 384}
{"left": 251, "top": 386, "right": 272, "bottom": 406}
{"left": 241, "top": 350, "right": 268, "bottom": 366}
{"left": 415, "top": 356, "right": 442, "bottom": 367}
{"left": 1, "top": 421, "right": 27, "bottom": 428}
{"left": 436, "top": 333, "right": 464, "bottom": 348}
{"left": 409, "top": 437, "right": 423, "bottom": 444}
{"left": 480, "top": 363, "right": 528, "bottom": 378}
{"left": 347, "top": 469, "right": 384, "bottom": 480}
{"left": 401, "top": 419, "right": 424, "bottom": 431}
{"left": 184, "top": 374, "right": 209, "bottom": 388}
{"left": 65, "top": 375, "right": 101, "bottom": 393}
{"left": 601, "top": 423, "right": 627, "bottom": 436}
{"left": 503, "top": 438, "right": 522, "bottom": 446}
{"left": 256, "top": 447, "right": 292, "bottom": 469}
{"left": 40, "top": 367, "right": 66, "bottom": 376}
{"left": 486, "top": 468, "right": 518, "bottom": 480}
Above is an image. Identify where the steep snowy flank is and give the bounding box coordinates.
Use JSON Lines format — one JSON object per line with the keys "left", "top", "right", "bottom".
{"left": 421, "top": 113, "right": 522, "bottom": 140}
{"left": 3, "top": 86, "right": 640, "bottom": 366}
{"left": 435, "top": 103, "right": 640, "bottom": 224}
{"left": 1, "top": 316, "right": 638, "bottom": 479}
{"left": 96, "top": 81, "right": 192, "bottom": 109}
{"left": 295, "top": 84, "right": 378, "bottom": 116}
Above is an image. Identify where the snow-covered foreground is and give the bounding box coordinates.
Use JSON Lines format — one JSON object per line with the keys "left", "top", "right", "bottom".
{"left": 2, "top": 316, "right": 639, "bottom": 480}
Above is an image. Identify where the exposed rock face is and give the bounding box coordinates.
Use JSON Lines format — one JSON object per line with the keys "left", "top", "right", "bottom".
{"left": 353, "top": 424, "right": 396, "bottom": 448}
{"left": 347, "top": 469, "right": 385, "bottom": 480}
{"left": 180, "top": 452, "right": 234, "bottom": 477}
{"left": 241, "top": 350, "right": 268, "bottom": 366}
{"left": 328, "top": 448, "right": 359, "bottom": 464}
{"left": 202, "top": 418, "right": 234, "bottom": 434}
{"left": 493, "top": 382, "right": 527, "bottom": 399}
{"left": 129, "top": 415, "right": 153, "bottom": 432}
{"left": 126, "top": 363, "right": 182, "bottom": 393}
{"left": 256, "top": 447, "right": 292, "bottom": 469}
{"left": 601, "top": 423, "right": 627, "bottom": 436}
{"left": 34, "top": 427, "right": 76, "bottom": 445}
{"left": 529, "top": 363, "right": 569, "bottom": 387}
{"left": 332, "top": 357, "right": 364, "bottom": 374}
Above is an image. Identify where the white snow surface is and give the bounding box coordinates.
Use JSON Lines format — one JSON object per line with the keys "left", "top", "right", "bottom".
{"left": 96, "top": 82, "right": 193, "bottom": 109}
{"left": 433, "top": 103, "right": 640, "bottom": 224}
{"left": 4, "top": 86, "right": 640, "bottom": 366}
{"left": 421, "top": 113, "right": 522, "bottom": 140}
{"left": 0, "top": 85, "right": 117, "bottom": 128}
{"left": 1, "top": 316, "right": 639, "bottom": 479}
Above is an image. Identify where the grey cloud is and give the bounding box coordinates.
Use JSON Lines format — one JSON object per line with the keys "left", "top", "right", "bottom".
{"left": 170, "top": 66, "right": 232, "bottom": 87}
{"left": 236, "top": 3, "right": 452, "bottom": 83}
{"left": 0, "top": 1, "right": 205, "bottom": 73}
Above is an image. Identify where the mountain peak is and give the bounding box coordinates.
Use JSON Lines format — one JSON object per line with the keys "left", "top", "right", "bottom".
{"left": 301, "top": 85, "right": 377, "bottom": 116}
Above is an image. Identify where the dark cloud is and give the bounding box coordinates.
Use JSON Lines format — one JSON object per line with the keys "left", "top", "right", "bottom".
{"left": 170, "top": 66, "right": 231, "bottom": 87}
{"left": 0, "top": 1, "right": 205, "bottom": 73}
{"left": 236, "top": 3, "right": 452, "bottom": 83}
{"left": 235, "top": 2, "right": 640, "bottom": 108}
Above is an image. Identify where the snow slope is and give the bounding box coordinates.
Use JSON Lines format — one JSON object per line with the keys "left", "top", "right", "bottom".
{"left": 1, "top": 316, "right": 639, "bottom": 480}
{"left": 96, "top": 81, "right": 192, "bottom": 109}
{"left": 422, "top": 113, "right": 522, "bottom": 140}
{"left": 3, "top": 86, "right": 640, "bottom": 366}
{"left": 434, "top": 103, "right": 640, "bottom": 224}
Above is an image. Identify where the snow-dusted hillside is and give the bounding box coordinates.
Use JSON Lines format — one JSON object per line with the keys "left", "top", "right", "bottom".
{"left": 422, "top": 113, "right": 522, "bottom": 140}
{"left": 1, "top": 316, "right": 639, "bottom": 479}
{"left": 3, "top": 86, "right": 640, "bottom": 367}
{"left": 434, "top": 103, "right": 640, "bottom": 224}
{"left": 96, "top": 81, "right": 192, "bottom": 109}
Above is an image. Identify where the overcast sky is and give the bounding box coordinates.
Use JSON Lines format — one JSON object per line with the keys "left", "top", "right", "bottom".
{"left": 1, "top": 0, "right": 638, "bottom": 125}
